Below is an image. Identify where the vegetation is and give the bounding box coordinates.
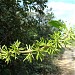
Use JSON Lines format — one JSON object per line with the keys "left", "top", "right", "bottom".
{"left": 0, "top": 0, "right": 75, "bottom": 75}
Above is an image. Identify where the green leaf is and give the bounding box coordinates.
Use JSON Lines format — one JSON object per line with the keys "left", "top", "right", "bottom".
{"left": 49, "top": 20, "right": 66, "bottom": 29}
{"left": 23, "top": 53, "right": 34, "bottom": 63}
{"left": 0, "top": 53, "right": 2, "bottom": 59}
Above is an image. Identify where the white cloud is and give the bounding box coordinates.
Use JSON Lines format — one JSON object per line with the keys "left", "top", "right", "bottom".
{"left": 47, "top": 2, "right": 74, "bottom": 10}
{"left": 47, "top": 1, "right": 75, "bottom": 27}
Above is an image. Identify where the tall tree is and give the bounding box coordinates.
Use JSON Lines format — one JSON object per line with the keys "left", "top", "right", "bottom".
{"left": 0, "top": 0, "right": 48, "bottom": 45}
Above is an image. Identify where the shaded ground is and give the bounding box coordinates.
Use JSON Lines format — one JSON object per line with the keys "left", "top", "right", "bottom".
{"left": 56, "top": 47, "right": 75, "bottom": 75}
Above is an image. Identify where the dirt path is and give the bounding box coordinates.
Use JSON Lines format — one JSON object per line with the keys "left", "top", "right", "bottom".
{"left": 56, "top": 47, "right": 75, "bottom": 75}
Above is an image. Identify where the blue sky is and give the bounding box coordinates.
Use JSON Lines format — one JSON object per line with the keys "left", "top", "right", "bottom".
{"left": 47, "top": 0, "right": 75, "bottom": 28}
{"left": 48, "top": 0, "right": 75, "bottom": 4}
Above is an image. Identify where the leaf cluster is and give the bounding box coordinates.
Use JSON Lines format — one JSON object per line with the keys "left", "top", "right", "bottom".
{"left": 0, "top": 32, "right": 62, "bottom": 64}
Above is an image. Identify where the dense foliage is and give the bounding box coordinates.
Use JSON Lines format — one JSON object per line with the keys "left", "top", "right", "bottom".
{"left": 0, "top": 0, "right": 48, "bottom": 46}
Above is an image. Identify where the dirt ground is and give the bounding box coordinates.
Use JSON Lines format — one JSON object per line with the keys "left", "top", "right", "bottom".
{"left": 56, "top": 47, "right": 75, "bottom": 75}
